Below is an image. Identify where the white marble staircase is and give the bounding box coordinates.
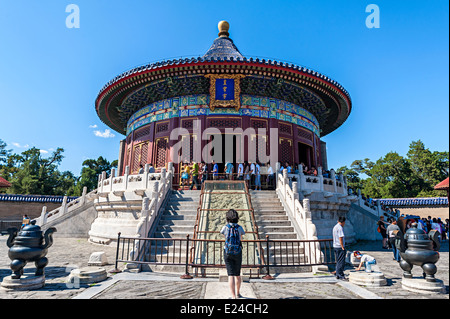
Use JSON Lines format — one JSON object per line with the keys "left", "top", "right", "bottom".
{"left": 250, "top": 190, "right": 309, "bottom": 272}
{"left": 145, "top": 190, "right": 200, "bottom": 272}
{"left": 153, "top": 190, "right": 199, "bottom": 239}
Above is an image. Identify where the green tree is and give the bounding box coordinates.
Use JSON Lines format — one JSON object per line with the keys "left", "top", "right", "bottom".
{"left": 8, "top": 147, "right": 76, "bottom": 195}
{"left": 362, "top": 152, "right": 419, "bottom": 198}
{"left": 337, "top": 165, "right": 364, "bottom": 191}
{"left": 407, "top": 140, "right": 449, "bottom": 196}
{"left": 68, "top": 156, "right": 118, "bottom": 196}
{"left": 339, "top": 140, "right": 449, "bottom": 199}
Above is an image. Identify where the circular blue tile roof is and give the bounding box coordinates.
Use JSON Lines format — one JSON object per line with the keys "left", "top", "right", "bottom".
{"left": 203, "top": 36, "right": 244, "bottom": 60}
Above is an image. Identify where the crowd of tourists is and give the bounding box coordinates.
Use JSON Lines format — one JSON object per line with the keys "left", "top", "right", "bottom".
{"left": 179, "top": 160, "right": 276, "bottom": 190}
{"left": 377, "top": 215, "right": 449, "bottom": 248}
{"left": 177, "top": 160, "right": 342, "bottom": 191}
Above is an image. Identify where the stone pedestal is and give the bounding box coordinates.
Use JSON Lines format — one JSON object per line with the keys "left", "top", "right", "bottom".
{"left": 88, "top": 252, "right": 109, "bottom": 266}
{"left": 67, "top": 267, "right": 108, "bottom": 285}
{"left": 1, "top": 275, "right": 45, "bottom": 291}
{"left": 348, "top": 270, "right": 387, "bottom": 288}
{"left": 402, "top": 277, "right": 445, "bottom": 294}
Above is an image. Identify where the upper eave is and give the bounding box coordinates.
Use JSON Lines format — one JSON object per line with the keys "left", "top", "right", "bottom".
{"left": 95, "top": 57, "right": 352, "bottom": 137}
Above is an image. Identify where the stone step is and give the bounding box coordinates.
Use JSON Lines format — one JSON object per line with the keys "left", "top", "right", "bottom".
{"left": 255, "top": 215, "right": 289, "bottom": 221}
{"left": 253, "top": 206, "right": 284, "bottom": 210}
{"left": 266, "top": 254, "right": 308, "bottom": 264}
{"left": 167, "top": 199, "right": 199, "bottom": 206}
{"left": 254, "top": 209, "right": 286, "bottom": 218}
{"left": 252, "top": 196, "right": 281, "bottom": 200}
{"left": 164, "top": 208, "right": 197, "bottom": 214}
{"left": 251, "top": 197, "right": 279, "bottom": 201}
{"left": 267, "top": 245, "right": 305, "bottom": 255}
{"left": 251, "top": 199, "right": 282, "bottom": 204}
{"left": 159, "top": 219, "right": 196, "bottom": 226}
{"left": 157, "top": 225, "right": 195, "bottom": 233}
{"left": 259, "top": 232, "right": 298, "bottom": 240}
{"left": 166, "top": 203, "right": 199, "bottom": 208}
{"left": 258, "top": 225, "right": 294, "bottom": 233}
{"left": 257, "top": 220, "right": 291, "bottom": 226}
{"left": 160, "top": 215, "right": 197, "bottom": 221}
{"left": 153, "top": 232, "right": 194, "bottom": 239}
{"left": 146, "top": 255, "right": 187, "bottom": 264}
{"left": 252, "top": 205, "right": 284, "bottom": 211}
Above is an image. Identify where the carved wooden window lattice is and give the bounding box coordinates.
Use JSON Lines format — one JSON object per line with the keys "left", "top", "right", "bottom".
{"left": 279, "top": 123, "right": 292, "bottom": 135}
{"left": 298, "top": 127, "right": 313, "bottom": 141}
{"left": 251, "top": 119, "right": 267, "bottom": 130}
{"left": 132, "top": 142, "right": 149, "bottom": 173}
{"left": 252, "top": 135, "right": 268, "bottom": 163}
{"left": 279, "top": 138, "right": 293, "bottom": 164}
{"left": 134, "top": 127, "right": 150, "bottom": 140}
{"left": 179, "top": 135, "right": 195, "bottom": 163}
{"left": 156, "top": 122, "right": 169, "bottom": 133}
{"left": 155, "top": 138, "right": 168, "bottom": 168}
{"left": 182, "top": 119, "right": 194, "bottom": 129}
{"left": 208, "top": 118, "right": 240, "bottom": 128}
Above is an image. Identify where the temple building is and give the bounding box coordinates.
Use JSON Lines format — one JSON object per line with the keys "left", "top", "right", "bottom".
{"left": 95, "top": 21, "right": 352, "bottom": 185}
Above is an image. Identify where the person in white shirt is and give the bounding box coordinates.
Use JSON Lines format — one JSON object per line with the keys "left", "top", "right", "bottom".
{"left": 354, "top": 251, "right": 377, "bottom": 273}
{"left": 267, "top": 164, "right": 274, "bottom": 189}
{"left": 333, "top": 216, "right": 347, "bottom": 280}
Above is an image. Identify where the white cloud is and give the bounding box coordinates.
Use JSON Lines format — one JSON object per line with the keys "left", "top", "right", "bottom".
{"left": 89, "top": 124, "right": 98, "bottom": 128}
{"left": 39, "top": 149, "right": 49, "bottom": 154}
{"left": 11, "top": 142, "right": 30, "bottom": 148}
{"left": 94, "top": 129, "right": 115, "bottom": 138}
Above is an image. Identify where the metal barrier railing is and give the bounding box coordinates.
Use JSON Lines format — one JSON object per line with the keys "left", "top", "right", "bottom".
{"left": 113, "top": 233, "right": 335, "bottom": 279}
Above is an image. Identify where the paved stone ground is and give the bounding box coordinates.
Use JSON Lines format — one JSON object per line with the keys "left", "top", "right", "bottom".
{"left": 0, "top": 235, "right": 448, "bottom": 300}
{"left": 345, "top": 239, "right": 449, "bottom": 299}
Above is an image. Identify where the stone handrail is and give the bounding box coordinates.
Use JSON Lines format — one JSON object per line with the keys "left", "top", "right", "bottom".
{"left": 35, "top": 187, "right": 96, "bottom": 226}
{"left": 132, "top": 165, "right": 174, "bottom": 265}
{"left": 274, "top": 162, "right": 395, "bottom": 220}
{"left": 136, "top": 165, "right": 174, "bottom": 239}
{"left": 97, "top": 165, "right": 163, "bottom": 194}
{"left": 35, "top": 163, "right": 173, "bottom": 229}
{"left": 276, "top": 169, "right": 322, "bottom": 273}
{"left": 279, "top": 164, "right": 347, "bottom": 195}
{"left": 352, "top": 190, "right": 398, "bottom": 220}
{"left": 277, "top": 169, "right": 318, "bottom": 241}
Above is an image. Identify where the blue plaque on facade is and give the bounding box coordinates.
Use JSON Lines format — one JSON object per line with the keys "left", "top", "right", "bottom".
{"left": 215, "top": 78, "right": 235, "bottom": 101}
{"left": 206, "top": 74, "right": 244, "bottom": 111}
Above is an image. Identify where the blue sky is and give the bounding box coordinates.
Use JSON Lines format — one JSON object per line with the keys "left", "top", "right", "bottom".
{"left": 0, "top": 0, "right": 448, "bottom": 176}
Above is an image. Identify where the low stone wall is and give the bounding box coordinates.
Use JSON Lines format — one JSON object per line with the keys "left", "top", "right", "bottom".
{"left": 0, "top": 201, "right": 60, "bottom": 220}
{"left": 307, "top": 192, "right": 356, "bottom": 244}
{"left": 347, "top": 203, "right": 380, "bottom": 241}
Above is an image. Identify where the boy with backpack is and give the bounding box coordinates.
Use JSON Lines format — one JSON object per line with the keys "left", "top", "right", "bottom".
{"left": 220, "top": 209, "right": 245, "bottom": 299}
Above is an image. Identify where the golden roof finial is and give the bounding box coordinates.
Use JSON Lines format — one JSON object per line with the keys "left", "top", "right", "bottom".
{"left": 218, "top": 20, "right": 230, "bottom": 37}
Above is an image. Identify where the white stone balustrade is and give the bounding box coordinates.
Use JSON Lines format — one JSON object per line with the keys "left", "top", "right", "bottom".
{"left": 88, "top": 164, "right": 174, "bottom": 246}
{"left": 35, "top": 186, "right": 91, "bottom": 227}
{"left": 276, "top": 169, "right": 322, "bottom": 273}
